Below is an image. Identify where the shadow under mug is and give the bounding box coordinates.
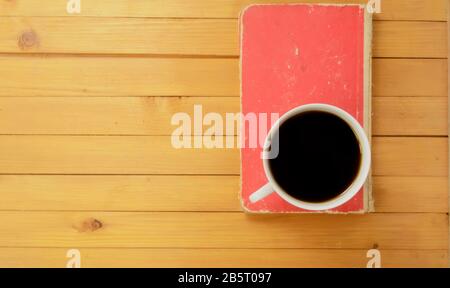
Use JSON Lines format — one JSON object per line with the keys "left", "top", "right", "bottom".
{"left": 249, "top": 103, "right": 371, "bottom": 211}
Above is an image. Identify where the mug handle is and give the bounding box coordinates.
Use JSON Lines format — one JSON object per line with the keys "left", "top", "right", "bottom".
{"left": 249, "top": 183, "right": 274, "bottom": 203}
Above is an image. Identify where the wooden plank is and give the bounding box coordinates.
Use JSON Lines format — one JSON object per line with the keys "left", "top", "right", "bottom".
{"left": 372, "top": 176, "right": 448, "bottom": 213}
{"left": 372, "top": 137, "right": 448, "bottom": 176}
{"left": 373, "top": 21, "right": 447, "bottom": 58}
{"left": 0, "top": 97, "right": 239, "bottom": 135}
{"left": 0, "top": 96, "right": 446, "bottom": 136}
{"left": 0, "top": 136, "right": 446, "bottom": 176}
{"left": 0, "top": 56, "right": 239, "bottom": 97}
{"left": 0, "top": 18, "right": 446, "bottom": 58}
{"left": 0, "top": 248, "right": 446, "bottom": 268}
{"left": 372, "top": 97, "right": 448, "bottom": 136}
{"left": 0, "top": 136, "right": 239, "bottom": 175}
{"left": 0, "top": 175, "right": 446, "bottom": 213}
{"left": 0, "top": 18, "right": 238, "bottom": 56}
{"left": 373, "top": 59, "right": 447, "bottom": 97}
{"left": 0, "top": 175, "right": 241, "bottom": 212}
{"left": 0, "top": 0, "right": 446, "bottom": 21}
{"left": 0, "top": 57, "right": 445, "bottom": 97}
{"left": 0, "top": 212, "right": 445, "bottom": 249}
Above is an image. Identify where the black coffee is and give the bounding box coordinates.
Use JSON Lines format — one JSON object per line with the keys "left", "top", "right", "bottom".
{"left": 268, "top": 111, "right": 361, "bottom": 203}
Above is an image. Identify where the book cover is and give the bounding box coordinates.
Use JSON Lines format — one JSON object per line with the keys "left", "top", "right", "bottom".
{"left": 240, "top": 4, "right": 373, "bottom": 213}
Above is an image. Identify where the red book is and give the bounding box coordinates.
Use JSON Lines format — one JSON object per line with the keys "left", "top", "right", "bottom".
{"left": 240, "top": 4, "right": 373, "bottom": 213}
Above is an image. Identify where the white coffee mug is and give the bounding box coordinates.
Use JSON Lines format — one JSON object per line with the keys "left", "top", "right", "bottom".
{"left": 249, "top": 103, "right": 371, "bottom": 211}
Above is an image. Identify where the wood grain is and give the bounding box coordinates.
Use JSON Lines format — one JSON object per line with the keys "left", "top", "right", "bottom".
{"left": 0, "top": 18, "right": 238, "bottom": 56}
{"left": 447, "top": 0, "right": 450, "bottom": 268}
{"left": 0, "top": 0, "right": 446, "bottom": 21}
{"left": 0, "top": 97, "right": 446, "bottom": 136}
{"left": 372, "top": 137, "right": 448, "bottom": 176}
{"left": 0, "top": 212, "right": 446, "bottom": 249}
{"left": 0, "top": 57, "right": 445, "bottom": 97}
{"left": 0, "top": 136, "right": 239, "bottom": 175}
{"left": 0, "top": 175, "right": 446, "bottom": 213}
{"left": 0, "top": 18, "right": 447, "bottom": 58}
{"left": 0, "top": 56, "right": 239, "bottom": 97}
{"left": 372, "top": 97, "right": 448, "bottom": 136}
{"left": 373, "top": 21, "right": 447, "bottom": 58}
{"left": 0, "top": 136, "right": 446, "bottom": 176}
{"left": 373, "top": 59, "right": 447, "bottom": 97}
{"left": 0, "top": 248, "right": 446, "bottom": 268}
{"left": 0, "top": 97, "right": 239, "bottom": 135}
{"left": 373, "top": 176, "right": 448, "bottom": 213}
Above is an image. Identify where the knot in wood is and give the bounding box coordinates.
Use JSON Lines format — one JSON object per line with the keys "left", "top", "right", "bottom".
{"left": 18, "top": 29, "right": 39, "bottom": 50}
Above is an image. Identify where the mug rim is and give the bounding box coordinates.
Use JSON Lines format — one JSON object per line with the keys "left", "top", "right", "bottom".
{"left": 262, "top": 103, "right": 371, "bottom": 211}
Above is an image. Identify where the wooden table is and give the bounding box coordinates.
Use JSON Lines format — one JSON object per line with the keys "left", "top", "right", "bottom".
{"left": 0, "top": 0, "right": 448, "bottom": 268}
